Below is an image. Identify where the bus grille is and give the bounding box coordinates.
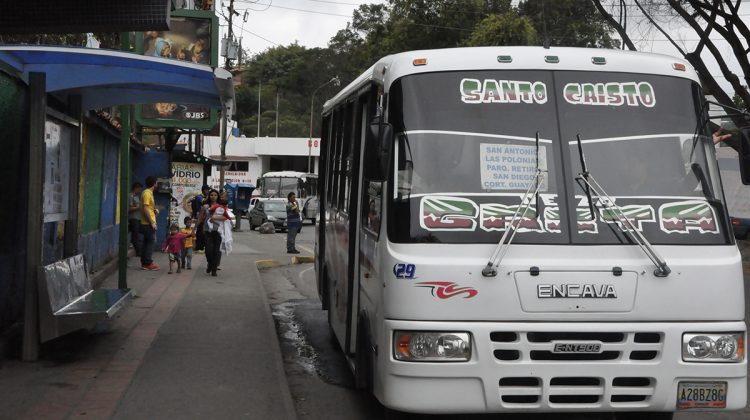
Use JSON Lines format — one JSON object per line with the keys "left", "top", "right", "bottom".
{"left": 498, "top": 376, "right": 656, "bottom": 407}
{"left": 490, "top": 331, "right": 663, "bottom": 362}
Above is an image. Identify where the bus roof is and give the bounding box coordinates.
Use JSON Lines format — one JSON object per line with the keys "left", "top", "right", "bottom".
{"left": 323, "top": 46, "right": 698, "bottom": 113}
{"left": 261, "top": 171, "right": 317, "bottom": 179}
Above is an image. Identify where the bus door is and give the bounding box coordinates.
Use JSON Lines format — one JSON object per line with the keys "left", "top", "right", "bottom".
{"left": 356, "top": 86, "right": 382, "bottom": 354}
{"left": 328, "top": 97, "right": 364, "bottom": 353}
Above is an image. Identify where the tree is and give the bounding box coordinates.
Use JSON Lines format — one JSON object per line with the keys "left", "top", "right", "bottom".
{"left": 592, "top": 0, "right": 750, "bottom": 128}
{"left": 0, "top": 33, "right": 119, "bottom": 48}
{"left": 464, "top": 13, "right": 538, "bottom": 46}
{"left": 517, "top": 0, "right": 618, "bottom": 48}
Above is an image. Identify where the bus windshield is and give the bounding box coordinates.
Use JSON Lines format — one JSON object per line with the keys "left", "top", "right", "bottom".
{"left": 259, "top": 173, "right": 318, "bottom": 199}
{"left": 388, "top": 70, "right": 730, "bottom": 245}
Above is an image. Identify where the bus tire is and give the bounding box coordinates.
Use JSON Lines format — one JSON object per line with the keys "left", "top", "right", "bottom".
{"left": 615, "top": 412, "right": 673, "bottom": 420}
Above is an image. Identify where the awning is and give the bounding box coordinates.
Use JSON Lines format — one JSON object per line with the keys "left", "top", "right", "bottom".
{"left": 0, "top": 46, "right": 235, "bottom": 115}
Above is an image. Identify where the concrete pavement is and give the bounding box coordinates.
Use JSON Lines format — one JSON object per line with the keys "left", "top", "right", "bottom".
{"left": 0, "top": 234, "right": 297, "bottom": 420}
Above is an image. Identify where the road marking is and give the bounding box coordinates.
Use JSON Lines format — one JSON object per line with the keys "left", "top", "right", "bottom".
{"left": 299, "top": 266, "right": 314, "bottom": 283}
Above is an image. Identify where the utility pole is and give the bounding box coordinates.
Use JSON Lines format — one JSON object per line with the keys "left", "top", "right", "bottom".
{"left": 219, "top": 0, "right": 236, "bottom": 189}
{"left": 257, "top": 80, "right": 261, "bottom": 138}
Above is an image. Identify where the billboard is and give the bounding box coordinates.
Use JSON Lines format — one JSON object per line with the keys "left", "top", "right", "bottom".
{"left": 170, "top": 162, "right": 204, "bottom": 225}
{"left": 136, "top": 9, "right": 219, "bottom": 129}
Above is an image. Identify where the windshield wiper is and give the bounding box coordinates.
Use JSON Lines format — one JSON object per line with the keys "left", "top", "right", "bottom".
{"left": 575, "top": 136, "right": 671, "bottom": 277}
{"left": 482, "top": 132, "right": 546, "bottom": 277}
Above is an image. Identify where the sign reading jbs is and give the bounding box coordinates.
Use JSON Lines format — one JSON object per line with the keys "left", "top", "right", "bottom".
{"left": 135, "top": 9, "right": 219, "bottom": 129}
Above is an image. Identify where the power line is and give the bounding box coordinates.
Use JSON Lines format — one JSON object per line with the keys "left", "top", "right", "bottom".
{"left": 235, "top": 1, "right": 477, "bottom": 32}
{"left": 232, "top": 22, "right": 280, "bottom": 46}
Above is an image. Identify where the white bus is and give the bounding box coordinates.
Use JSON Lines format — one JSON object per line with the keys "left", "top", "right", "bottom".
{"left": 256, "top": 171, "right": 318, "bottom": 223}
{"left": 315, "top": 47, "right": 747, "bottom": 418}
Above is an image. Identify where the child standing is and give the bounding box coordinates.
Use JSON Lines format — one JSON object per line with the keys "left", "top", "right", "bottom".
{"left": 180, "top": 217, "right": 196, "bottom": 270}
{"left": 162, "top": 224, "right": 188, "bottom": 274}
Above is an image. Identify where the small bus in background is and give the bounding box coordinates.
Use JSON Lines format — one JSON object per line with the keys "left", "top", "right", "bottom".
{"left": 255, "top": 171, "right": 318, "bottom": 223}
{"left": 316, "top": 46, "right": 747, "bottom": 418}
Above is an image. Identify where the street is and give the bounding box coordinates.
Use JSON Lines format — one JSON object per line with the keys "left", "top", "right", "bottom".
{"left": 253, "top": 226, "right": 750, "bottom": 420}
{"left": 0, "top": 220, "right": 747, "bottom": 419}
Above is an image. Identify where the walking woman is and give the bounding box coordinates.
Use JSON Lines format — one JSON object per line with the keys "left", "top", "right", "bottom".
{"left": 200, "top": 189, "right": 221, "bottom": 274}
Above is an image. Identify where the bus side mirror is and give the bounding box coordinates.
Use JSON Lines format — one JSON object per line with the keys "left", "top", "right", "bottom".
{"left": 369, "top": 118, "right": 394, "bottom": 180}
{"left": 738, "top": 128, "right": 750, "bottom": 185}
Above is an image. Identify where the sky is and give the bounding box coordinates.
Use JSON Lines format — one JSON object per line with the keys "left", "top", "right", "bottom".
{"left": 219, "top": 0, "right": 750, "bottom": 94}
{"left": 225, "top": 0, "right": 384, "bottom": 56}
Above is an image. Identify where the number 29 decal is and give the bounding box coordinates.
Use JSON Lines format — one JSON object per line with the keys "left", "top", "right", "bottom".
{"left": 393, "top": 263, "right": 417, "bottom": 279}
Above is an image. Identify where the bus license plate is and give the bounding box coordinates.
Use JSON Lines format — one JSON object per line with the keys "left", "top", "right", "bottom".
{"left": 677, "top": 382, "right": 727, "bottom": 409}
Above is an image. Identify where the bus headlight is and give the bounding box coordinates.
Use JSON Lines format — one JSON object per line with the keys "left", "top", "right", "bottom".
{"left": 394, "top": 331, "right": 471, "bottom": 362}
{"left": 683, "top": 333, "right": 745, "bottom": 362}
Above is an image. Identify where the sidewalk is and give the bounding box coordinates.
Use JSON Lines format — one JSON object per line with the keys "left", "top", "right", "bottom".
{"left": 0, "top": 243, "right": 297, "bottom": 420}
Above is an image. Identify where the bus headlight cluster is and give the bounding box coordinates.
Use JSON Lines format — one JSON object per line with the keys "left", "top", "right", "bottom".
{"left": 394, "top": 331, "right": 471, "bottom": 362}
{"left": 682, "top": 333, "right": 745, "bottom": 362}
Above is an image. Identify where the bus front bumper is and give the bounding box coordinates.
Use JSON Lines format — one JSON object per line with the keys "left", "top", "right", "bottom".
{"left": 377, "top": 320, "right": 747, "bottom": 414}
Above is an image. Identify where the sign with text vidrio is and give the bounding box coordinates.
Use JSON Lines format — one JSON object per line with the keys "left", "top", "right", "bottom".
{"left": 135, "top": 9, "right": 219, "bottom": 129}
{"left": 170, "top": 162, "right": 204, "bottom": 225}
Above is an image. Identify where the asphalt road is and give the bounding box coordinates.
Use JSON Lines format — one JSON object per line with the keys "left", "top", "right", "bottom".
{"left": 247, "top": 224, "right": 750, "bottom": 420}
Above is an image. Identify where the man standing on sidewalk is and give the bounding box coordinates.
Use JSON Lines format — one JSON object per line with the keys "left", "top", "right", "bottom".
{"left": 129, "top": 182, "right": 143, "bottom": 257}
{"left": 140, "top": 176, "right": 160, "bottom": 270}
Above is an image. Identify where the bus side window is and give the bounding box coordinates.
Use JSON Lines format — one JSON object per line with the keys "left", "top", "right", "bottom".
{"left": 364, "top": 181, "right": 382, "bottom": 237}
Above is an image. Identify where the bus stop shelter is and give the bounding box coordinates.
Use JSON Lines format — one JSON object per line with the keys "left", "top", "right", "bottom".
{"left": 0, "top": 45, "right": 235, "bottom": 360}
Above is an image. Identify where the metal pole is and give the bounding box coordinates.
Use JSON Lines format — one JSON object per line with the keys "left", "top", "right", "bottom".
{"left": 308, "top": 77, "right": 339, "bottom": 173}
{"left": 117, "top": 32, "right": 131, "bottom": 290}
{"left": 257, "top": 80, "right": 261, "bottom": 138}
{"left": 22, "top": 72, "right": 46, "bottom": 361}
{"left": 220, "top": 0, "right": 235, "bottom": 189}
{"left": 219, "top": 109, "right": 227, "bottom": 188}
{"left": 224, "top": 0, "right": 236, "bottom": 69}
{"left": 308, "top": 93, "right": 314, "bottom": 173}
{"left": 118, "top": 106, "right": 130, "bottom": 289}
{"left": 275, "top": 88, "right": 279, "bottom": 138}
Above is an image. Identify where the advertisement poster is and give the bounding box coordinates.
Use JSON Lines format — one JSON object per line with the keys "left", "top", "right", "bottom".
{"left": 136, "top": 10, "right": 218, "bottom": 129}
{"left": 44, "top": 120, "right": 70, "bottom": 222}
{"left": 170, "top": 162, "right": 204, "bottom": 225}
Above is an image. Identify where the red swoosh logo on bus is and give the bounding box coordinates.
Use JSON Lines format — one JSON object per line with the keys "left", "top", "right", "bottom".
{"left": 416, "top": 282, "right": 478, "bottom": 299}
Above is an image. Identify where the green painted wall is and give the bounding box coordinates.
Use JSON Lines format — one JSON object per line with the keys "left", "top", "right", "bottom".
{"left": 0, "top": 71, "right": 28, "bottom": 332}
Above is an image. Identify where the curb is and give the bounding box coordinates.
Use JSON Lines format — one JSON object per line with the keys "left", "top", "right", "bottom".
{"left": 291, "top": 256, "right": 314, "bottom": 264}
{"left": 251, "top": 260, "right": 299, "bottom": 420}
{"left": 256, "top": 259, "right": 281, "bottom": 269}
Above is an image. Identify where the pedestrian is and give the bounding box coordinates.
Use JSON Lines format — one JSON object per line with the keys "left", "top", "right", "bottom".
{"left": 162, "top": 224, "right": 189, "bottom": 274}
{"left": 201, "top": 189, "right": 221, "bottom": 275}
{"left": 140, "top": 176, "right": 160, "bottom": 270}
{"left": 193, "top": 185, "right": 210, "bottom": 254}
{"left": 286, "top": 192, "right": 301, "bottom": 254}
{"left": 205, "top": 193, "right": 232, "bottom": 276}
{"left": 128, "top": 182, "right": 143, "bottom": 257}
{"left": 180, "top": 216, "right": 196, "bottom": 270}
{"left": 211, "top": 196, "right": 234, "bottom": 259}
